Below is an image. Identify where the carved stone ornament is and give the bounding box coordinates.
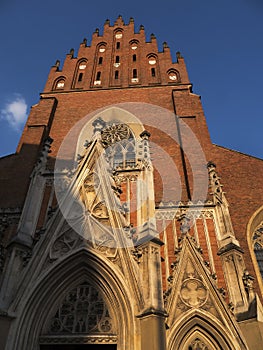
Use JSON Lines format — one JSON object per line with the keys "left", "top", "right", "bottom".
{"left": 189, "top": 338, "right": 209, "bottom": 350}
{"left": 101, "top": 123, "right": 130, "bottom": 146}
{"left": 180, "top": 278, "right": 208, "bottom": 308}
{"left": 48, "top": 282, "right": 114, "bottom": 334}
{"left": 253, "top": 221, "right": 263, "bottom": 248}
{"left": 50, "top": 228, "right": 83, "bottom": 261}
{"left": 39, "top": 335, "right": 117, "bottom": 345}
{"left": 80, "top": 171, "right": 110, "bottom": 225}
{"left": 207, "top": 161, "right": 224, "bottom": 202}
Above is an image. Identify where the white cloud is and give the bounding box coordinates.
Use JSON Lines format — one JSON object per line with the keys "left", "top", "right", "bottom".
{"left": 1, "top": 95, "right": 28, "bottom": 131}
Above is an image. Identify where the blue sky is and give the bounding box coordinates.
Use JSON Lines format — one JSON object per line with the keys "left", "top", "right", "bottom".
{"left": 0, "top": 0, "right": 262, "bottom": 158}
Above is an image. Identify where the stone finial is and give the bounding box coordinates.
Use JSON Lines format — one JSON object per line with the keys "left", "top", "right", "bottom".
{"left": 163, "top": 42, "right": 168, "bottom": 49}
{"left": 104, "top": 19, "right": 110, "bottom": 25}
{"left": 115, "top": 15, "right": 124, "bottom": 25}
{"left": 140, "top": 130, "right": 151, "bottom": 140}
{"left": 129, "top": 17, "right": 134, "bottom": 23}
{"left": 54, "top": 60, "right": 60, "bottom": 68}
{"left": 140, "top": 24, "right": 144, "bottom": 30}
{"left": 82, "top": 38, "right": 87, "bottom": 46}
{"left": 207, "top": 161, "right": 216, "bottom": 170}
{"left": 69, "top": 48, "right": 74, "bottom": 56}
{"left": 94, "top": 28, "right": 99, "bottom": 34}
{"left": 150, "top": 33, "right": 156, "bottom": 40}
{"left": 176, "top": 51, "right": 183, "bottom": 59}
{"left": 30, "top": 136, "right": 53, "bottom": 177}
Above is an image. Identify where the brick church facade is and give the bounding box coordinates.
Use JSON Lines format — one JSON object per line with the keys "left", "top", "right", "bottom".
{"left": 0, "top": 16, "right": 263, "bottom": 349}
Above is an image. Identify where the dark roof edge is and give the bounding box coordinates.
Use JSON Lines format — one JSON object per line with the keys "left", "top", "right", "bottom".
{"left": 213, "top": 143, "right": 263, "bottom": 161}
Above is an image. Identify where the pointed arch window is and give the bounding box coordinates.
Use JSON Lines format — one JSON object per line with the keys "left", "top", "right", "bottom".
{"left": 101, "top": 123, "right": 136, "bottom": 169}
{"left": 47, "top": 282, "right": 114, "bottom": 334}
{"left": 73, "top": 59, "right": 87, "bottom": 88}
{"left": 253, "top": 223, "right": 263, "bottom": 278}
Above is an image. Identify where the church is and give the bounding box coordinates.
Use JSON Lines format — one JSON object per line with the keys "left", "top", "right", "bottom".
{"left": 0, "top": 16, "right": 263, "bottom": 349}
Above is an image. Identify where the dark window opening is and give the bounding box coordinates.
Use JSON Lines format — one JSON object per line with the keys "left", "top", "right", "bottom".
{"left": 78, "top": 73, "right": 83, "bottom": 82}
{"left": 255, "top": 243, "right": 263, "bottom": 278}
{"left": 115, "top": 70, "right": 119, "bottom": 79}
{"left": 115, "top": 56, "right": 120, "bottom": 63}
{"left": 133, "top": 69, "right": 137, "bottom": 78}
{"left": 151, "top": 68, "right": 156, "bottom": 77}
{"left": 116, "top": 42, "right": 120, "bottom": 49}
{"left": 98, "top": 57, "right": 103, "bottom": 64}
{"left": 96, "top": 71, "right": 101, "bottom": 81}
{"left": 133, "top": 54, "right": 136, "bottom": 62}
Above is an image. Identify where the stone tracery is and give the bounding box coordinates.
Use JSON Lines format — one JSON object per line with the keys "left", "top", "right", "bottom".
{"left": 48, "top": 282, "right": 114, "bottom": 334}
{"left": 253, "top": 221, "right": 263, "bottom": 278}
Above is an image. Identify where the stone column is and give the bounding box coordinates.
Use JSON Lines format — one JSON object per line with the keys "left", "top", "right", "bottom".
{"left": 137, "top": 237, "right": 167, "bottom": 350}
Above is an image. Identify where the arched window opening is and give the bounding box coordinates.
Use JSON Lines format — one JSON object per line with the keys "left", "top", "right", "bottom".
{"left": 79, "top": 62, "right": 87, "bottom": 70}
{"left": 101, "top": 123, "right": 136, "bottom": 170}
{"left": 129, "top": 39, "right": 139, "bottom": 51}
{"left": 115, "top": 56, "right": 120, "bottom": 63}
{"left": 126, "top": 142, "right": 136, "bottom": 167}
{"left": 115, "top": 70, "right": 119, "bottom": 80}
{"left": 98, "top": 57, "right": 103, "bottom": 65}
{"left": 133, "top": 69, "right": 137, "bottom": 78}
{"left": 112, "top": 144, "right": 124, "bottom": 168}
{"left": 55, "top": 79, "right": 65, "bottom": 90}
{"left": 115, "top": 31, "right": 123, "bottom": 39}
{"left": 167, "top": 68, "right": 180, "bottom": 82}
{"left": 148, "top": 56, "right": 157, "bottom": 65}
{"left": 133, "top": 54, "right": 136, "bottom": 62}
{"left": 73, "top": 60, "right": 87, "bottom": 88}
{"left": 116, "top": 42, "right": 120, "bottom": 49}
{"left": 151, "top": 67, "right": 156, "bottom": 77}
{"left": 253, "top": 223, "right": 263, "bottom": 278}
{"left": 98, "top": 43, "right": 106, "bottom": 53}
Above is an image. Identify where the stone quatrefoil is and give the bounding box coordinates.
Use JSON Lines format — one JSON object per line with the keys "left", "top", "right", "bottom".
{"left": 180, "top": 279, "right": 208, "bottom": 308}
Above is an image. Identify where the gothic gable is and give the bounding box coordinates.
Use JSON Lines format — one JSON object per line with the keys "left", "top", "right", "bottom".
{"left": 166, "top": 235, "right": 248, "bottom": 350}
